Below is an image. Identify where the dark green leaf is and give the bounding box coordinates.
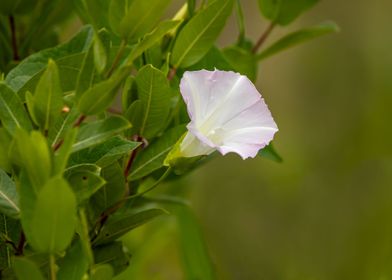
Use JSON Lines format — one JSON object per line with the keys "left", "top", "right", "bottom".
{"left": 65, "top": 170, "right": 105, "bottom": 204}
{"left": 94, "top": 208, "right": 166, "bottom": 245}
{"left": 176, "top": 206, "right": 215, "bottom": 280}
{"left": 47, "top": 107, "right": 80, "bottom": 147}
{"left": 13, "top": 257, "right": 45, "bottom": 280}
{"left": 75, "top": 46, "right": 95, "bottom": 101}
{"left": 0, "top": 83, "right": 32, "bottom": 135}
{"left": 129, "top": 125, "right": 185, "bottom": 181}
{"left": 257, "top": 22, "right": 340, "bottom": 61}
{"left": 93, "top": 32, "right": 108, "bottom": 74}
{"left": 93, "top": 242, "right": 129, "bottom": 275}
{"left": 0, "top": 169, "right": 19, "bottom": 219}
{"left": 0, "top": 214, "right": 20, "bottom": 271}
{"left": 91, "top": 162, "right": 126, "bottom": 212}
{"left": 258, "top": 0, "right": 319, "bottom": 25}
{"left": 118, "top": 0, "right": 171, "bottom": 41}
{"left": 69, "top": 136, "right": 140, "bottom": 168}
{"left": 72, "top": 116, "right": 132, "bottom": 152}
{"left": 171, "top": 0, "right": 234, "bottom": 68}
{"left": 0, "top": 128, "right": 12, "bottom": 172}
{"left": 258, "top": 143, "right": 283, "bottom": 163}
{"left": 30, "top": 59, "right": 63, "bottom": 131}
{"left": 123, "top": 100, "right": 143, "bottom": 137}
{"left": 57, "top": 239, "right": 89, "bottom": 280}
{"left": 5, "top": 26, "right": 94, "bottom": 94}
{"left": 123, "top": 20, "right": 181, "bottom": 66}
{"left": 30, "top": 176, "right": 77, "bottom": 253}
{"left": 135, "top": 65, "right": 171, "bottom": 139}
{"left": 189, "top": 46, "right": 233, "bottom": 71}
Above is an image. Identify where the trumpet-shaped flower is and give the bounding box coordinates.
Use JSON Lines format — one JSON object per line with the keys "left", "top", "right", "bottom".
{"left": 179, "top": 69, "right": 278, "bottom": 159}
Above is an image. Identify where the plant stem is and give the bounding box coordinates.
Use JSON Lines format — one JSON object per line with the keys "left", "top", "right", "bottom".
{"left": 73, "top": 115, "right": 86, "bottom": 127}
{"left": 167, "top": 67, "right": 177, "bottom": 81}
{"left": 8, "top": 15, "right": 19, "bottom": 60}
{"left": 15, "top": 231, "right": 25, "bottom": 256}
{"left": 49, "top": 254, "right": 56, "bottom": 280}
{"left": 124, "top": 135, "right": 143, "bottom": 179}
{"left": 106, "top": 40, "right": 126, "bottom": 78}
{"left": 252, "top": 22, "right": 275, "bottom": 54}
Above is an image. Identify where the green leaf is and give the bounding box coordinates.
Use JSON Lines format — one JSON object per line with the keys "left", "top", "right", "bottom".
{"left": 0, "top": 83, "right": 32, "bottom": 135}
{"left": 13, "top": 130, "right": 51, "bottom": 190}
{"left": 129, "top": 125, "right": 185, "bottom": 181}
{"left": 5, "top": 25, "right": 94, "bottom": 94}
{"left": 48, "top": 107, "right": 80, "bottom": 147}
{"left": 189, "top": 46, "right": 233, "bottom": 71}
{"left": 176, "top": 206, "right": 215, "bottom": 280}
{"left": 0, "top": 128, "right": 12, "bottom": 172}
{"left": 13, "top": 257, "right": 45, "bottom": 280}
{"left": 0, "top": 214, "right": 20, "bottom": 271}
{"left": 94, "top": 208, "right": 166, "bottom": 245}
{"left": 171, "top": 0, "right": 234, "bottom": 68}
{"left": 75, "top": 45, "right": 95, "bottom": 101}
{"left": 91, "top": 162, "right": 126, "bottom": 212}
{"left": 57, "top": 239, "right": 89, "bottom": 280}
{"left": 258, "top": 143, "right": 283, "bottom": 163}
{"left": 123, "top": 100, "right": 143, "bottom": 137}
{"left": 54, "top": 128, "right": 78, "bottom": 175}
{"left": 258, "top": 0, "right": 319, "bottom": 25}
{"left": 78, "top": 70, "right": 126, "bottom": 115}
{"left": 69, "top": 136, "right": 140, "bottom": 168}
{"left": 222, "top": 46, "right": 257, "bottom": 81}
{"left": 135, "top": 65, "right": 171, "bottom": 139}
{"left": 93, "top": 32, "right": 108, "bottom": 74}
{"left": 65, "top": 169, "right": 106, "bottom": 204}
{"left": 90, "top": 264, "right": 114, "bottom": 280}
{"left": 117, "top": 0, "right": 171, "bottom": 41}
{"left": 29, "top": 59, "right": 63, "bottom": 131}
{"left": 0, "top": 169, "right": 20, "bottom": 219}
{"left": 30, "top": 176, "right": 77, "bottom": 253}
{"left": 257, "top": 22, "right": 340, "bottom": 61}
{"left": 72, "top": 116, "right": 132, "bottom": 152}
{"left": 93, "top": 242, "right": 129, "bottom": 275}
{"left": 123, "top": 20, "right": 181, "bottom": 66}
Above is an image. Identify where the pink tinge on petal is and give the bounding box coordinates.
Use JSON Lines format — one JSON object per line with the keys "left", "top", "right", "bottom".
{"left": 179, "top": 69, "right": 278, "bottom": 159}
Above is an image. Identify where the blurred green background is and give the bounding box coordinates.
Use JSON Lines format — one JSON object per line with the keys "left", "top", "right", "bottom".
{"left": 118, "top": 0, "right": 392, "bottom": 279}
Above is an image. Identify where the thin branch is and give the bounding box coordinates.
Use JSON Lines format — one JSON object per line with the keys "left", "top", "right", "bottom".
{"left": 124, "top": 135, "right": 143, "bottom": 179}
{"left": 252, "top": 22, "right": 276, "bottom": 54}
{"left": 8, "top": 16, "right": 19, "bottom": 60}
{"left": 167, "top": 67, "right": 177, "bottom": 81}
{"left": 73, "top": 115, "right": 86, "bottom": 127}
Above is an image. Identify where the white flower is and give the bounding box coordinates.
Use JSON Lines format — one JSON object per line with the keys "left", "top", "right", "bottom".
{"left": 179, "top": 69, "right": 278, "bottom": 160}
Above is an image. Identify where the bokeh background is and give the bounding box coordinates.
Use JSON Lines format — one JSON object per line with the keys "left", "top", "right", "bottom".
{"left": 23, "top": 0, "right": 392, "bottom": 279}
{"left": 116, "top": 0, "right": 392, "bottom": 279}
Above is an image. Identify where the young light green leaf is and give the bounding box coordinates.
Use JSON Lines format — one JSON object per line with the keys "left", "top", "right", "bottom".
{"left": 257, "top": 22, "right": 339, "bottom": 61}
{"left": 123, "top": 20, "right": 181, "bottom": 66}
{"left": 136, "top": 65, "right": 171, "bottom": 139}
{"left": 0, "top": 83, "right": 32, "bottom": 135}
{"left": 72, "top": 116, "right": 131, "bottom": 152}
{"left": 90, "top": 264, "right": 114, "bottom": 280}
{"left": 118, "top": 0, "right": 171, "bottom": 41}
{"left": 31, "top": 59, "right": 63, "bottom": 131}
{"left": 93, "top": 32, "right": 108, "bottom": 74}
{"left": 13, "top": 257, "right": 45, "bottom": 280}
{"left": 5, "top": 26, "right": 94, "bottom": 94}
{"left": 129, "top": 125, "right": 185, "bottom": 181}
{"left": 176, "top": 206, "right": 215, "bottom": 280}
{"left": 78, "top": 70, "right": 126, "bottom": 115}
{"left": 94, "top": 209, "right": 166, "bottom": 245}
{"left": 54, "top": 128, "right": 78, "bottom": 175}
{"left": 48, "top": 107, "right": 80, "bottom": 147}
{"left": 123, "top": 100, "right": 143, "bottom": 137}
{"left": 258, "top": 0, "right": 319, "bottom": 26}
{"left": 31, "top": 176, "right": 77, "bottom": 253}
{"left": 13, "top": 130, "right": 52, "bottom": 190}
{"left": 258, "top": 143, "right": 283, "bottom": 163}
{"left": 171, "top": 0, "right": 234, "bottom": 68}
{"left": 57, "top": 239, "right": 89, "bottom": 280}
{"left": 0, "top": 169, "right": 20, "bottom": 219}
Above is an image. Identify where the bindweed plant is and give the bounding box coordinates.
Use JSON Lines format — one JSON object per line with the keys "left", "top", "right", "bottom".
{"left": 0, "top": 0, "right": 337, "bottom": 279}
